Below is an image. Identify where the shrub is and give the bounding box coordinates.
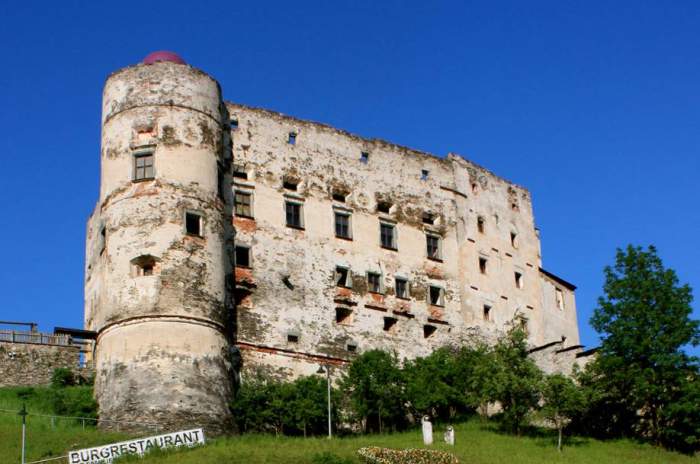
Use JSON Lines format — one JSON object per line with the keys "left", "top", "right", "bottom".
{"left": 357, "top": 447, "right": 458, "bottom": 464}
{"left": 51, "top": 368, "right": 75, "bottom": 388}
{"left": 311, "top": 452, "right": 354, "bottom": 464}
{"left": 51, "top": 386, "right": 97, "bottom": 419}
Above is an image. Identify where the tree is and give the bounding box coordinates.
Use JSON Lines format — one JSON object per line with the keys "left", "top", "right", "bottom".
{"left": 491, "top": 325, "right": 543, "bottom": 435}
{"left": 590, "top": 245, "right": 699, "bottom": 450}
{"left": 289, "top": 376, "right": 330, "bottom": 437}
{"left": 453, "top": 343, "right": 499, "bottom": 420}
{"left": 541, "top": 373, "right": 585, "bottom": 452}
{"left": 404, "top": 347, "right": 461, "bottom": 422}
{"left": 340, "top": 350, "right": 406, "bottom": 433}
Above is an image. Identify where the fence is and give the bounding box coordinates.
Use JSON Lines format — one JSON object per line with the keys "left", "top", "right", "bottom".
{"left": 0, "top": 330, "right": 71, "bottom": 347}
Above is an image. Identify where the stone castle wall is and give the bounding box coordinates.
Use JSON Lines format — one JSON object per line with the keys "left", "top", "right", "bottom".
{"left": 0, "top": 341, "right": 82, "bottom": 387}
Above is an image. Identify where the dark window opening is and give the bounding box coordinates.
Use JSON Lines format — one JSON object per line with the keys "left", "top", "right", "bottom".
{"left": 423, "top": 324, "right": 437, "bottom": 338}
{"left": 233, "top": 168, "right": 248, "bottom": 180}
{"left": 285, "top": 202, "right": 303, "bottom": 229}
{"left": 230, "top": 118, "right": 239, "bottom": 129}
{"left": 132, "top": 255, "right": 159, "bottom": 277}
{"left": 377, "top": 201, "right": 392, "bottom": 214}
{"left": 471, "top": 183, "right": 478, "bottom": 193}
{"left": 395, "top": 278, "right": 408, "bottom": 299}
{"left": 422, "top": 213, "right": 435, "bottom": 225}
{"left": 287, "top": 333, "right": 299, "bottom": 343}
{"left": 515, "top": 272, "right": 523, "bottom": 289}
{"left": 288, "top": 132, "right": 297, "bottom": 145}
{"left": 134, "top": 152, "right": 154, "bottom": 181}
{"left": 426, "top": 234, "right": 441, "bottom": 260}
{"left": 99, "top": 226, "right": 106, "bottom": 255}
{"left": 360, "top": 151, "right": 369, "bottom": 164}
{"left": 335, "top": 212, "right": 351, "bottom": 239}
{"left": 335, "top": 266, "right": 351, "bottom": 287}
{"left": 511, "top": 232, "right": 518, "bottom": 248}
{"left": 421, "top": 169, "right": 429, "bottom": 180}
{"left": 429, "top": 286, "right": 444, "bottom": 306}
{"left": 185, "top": 212, "right": 203, "bottom": 237}
{"left": 483, "top": 305, "right": 491, "bottom": 321}
{"left": 479, "top": 257, "right": 487, "bottom": 274}
{"left": 477, "top": 216, "right": 485, "bottom": 234}
{"left": 335, "top": 307, "right": 352, "bottom": 324}
{"left": 367, "top": 272, "right": 382, "bottom": 293}
{"left": 380, "top": 223, "right": 396, "bottom": 250}
{"left": 383, "top": 317, "right": 397, "bottom": 332}
{"left": 235, "top": 246, "right": 251, "bottom": 268}
{"left": 346, "top": 343, "right": 357, "bottom": 353}
{"left": 332, "top": 191, "right": 347, "bottom": 202}
{"left": 234, "top": 191, "right": 253, "bottom": 218}
{"left": 283, "top": 179, "right": 298, "bottom": 191}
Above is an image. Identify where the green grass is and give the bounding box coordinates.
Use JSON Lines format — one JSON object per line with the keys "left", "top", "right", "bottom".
{"left": 0, "top": 387, "right": 697, "bottom": 464}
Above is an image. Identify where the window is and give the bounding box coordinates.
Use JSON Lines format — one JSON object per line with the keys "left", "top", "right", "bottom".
{"left": 423, "top": 325, "right": 437, "bottom": 338}
{"left": 426, "top": 234, "right": 441, "bottom": 260}
{"left": 288, "top": 132, "right": 297, "bottom": 145}
{"left": 383, "top": 317, "right": 397, "bottom": 332}
{"left": 185, "top": 212, "right": 203, "bottom": 237}
{"left": 377, "top": 201, "right": 392, "bottom": 214}
{"left": 235, "top": 246, "right": 251, "bottom": 268}
{"left": 367, "top": 272, "right": 382, "bottom": 294}
{"left": 510, "top": 231, "right": 518, "bottom": 248}
{"left": 471, "top": 183, "right": 478, "bottom": 193}
{"left": 335, "top": 266, "right": 352, "bottom": 287}
{"left": 515, "top": 272, "right": 523, "bottom": 289}
{"left": 429, "top": 285, "right": 445, "bottom": 306}
{"left": 99, "top": 225, "right": 106, "bottom": 255}
{"left": 395, "top": 277, "right": 408, "bottom": 299}
{"left": 335, "top": 211, "right": 351, "bottom": 239}
{"left": 131, "top": 255, "right": 159, "bottom": 277}
{"left": 556, "top": 288, "right": 565, "bottom": 310}
{"left": 234, "top": 191, "right": 253, "bottom": 218}
{"left": 133, "top": 152, "right": 154, "bottom": 181}
{"left": 335, "top": 307, "right": 352, "bottom": 324}
{"left": 380, "top": 222, "right": 397, "bottom": 250}
{"left": 230, "top": 118, "right": 239, "bottom": 129}
{"left": 285, "top": 201, "right": 303, "bottom": 229}
{"left": 346, "top": 343, "right": 358, "bottom": 353}
{"left": 477, "top": 216, "right": 485, "bottom": 234}
{"left": 479, "top": 257, "right": 488, "bottom": 274}
{"left": 287, "top": 333, "right": 299, "bottom": 343}
{"left": 283, "top": 179, "right": 298, "bottom": 191}
{"left": 421, "top": 169, "right": 429, "bottom": 180}
{"left": 483, "top": 304, "right": 491, "bottom": 321}
{"left": 422, "top": 212, "right": 435, "bottom": 225}
{"left": 360, "top": 151, "right": 369, "bottom": 163}
{"left": 332, "top": 191, "right": 347, "bottom": 202}
{"left": 233, "top": 167, "right": 248, "bottom": 179}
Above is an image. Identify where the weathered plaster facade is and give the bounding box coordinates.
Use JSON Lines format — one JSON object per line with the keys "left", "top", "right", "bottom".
{"left": 86, "top": 54, "right": 589, "bottom": 434}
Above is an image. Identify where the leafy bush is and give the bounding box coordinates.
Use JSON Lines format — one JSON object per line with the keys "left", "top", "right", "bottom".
{"left": 357, "top": 447, "right": 458, "bottom": 464}
{"left": 51, "top": 386, "right": 97, "bottom": 419}
{"left": 51, "top": 368, "right": 76, "bottom": 388}
{"left": 311, "top": 451, "right": 354, "bottom": 464}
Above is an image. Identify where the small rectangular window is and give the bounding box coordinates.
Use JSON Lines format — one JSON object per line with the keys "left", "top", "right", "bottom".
{"left": 429, "top": 285, "right": 445, "bottom": 306}
{"left": 332, "top": 191, "right": 347, "bottom": 202}
{"left": 287, "top": 333, "right": 299, "bottom": 343}
{"left": 234, "top": 191, "right": 253, "bottom": 218}
{"left": 346, "top": 343, "right": 357, "bottom": 353}
{"left": 283, "top": 179, "right": 298, "bottom": 191}
{"left": 377, "top": 201, "right": 392, "bottom": 214}
{"left": 510, "top": 232, "right": 518, "bottom": 248}
{"left": 285, "top": 201, "right": 303, "bottom": 229}
{"left": 235, "top": 246, "right": 251, "bottom": 268}
{"left": 383, "top": 317, "right": 397, "bottom": 332}
{"left": 335, "top": 212, "right": 351, "bottom": 239}
{"left": 380, "top": 223, "right": 397, "bottom": 250}
{"left": 515, "top": 272, "right": 523, "bottom": 289}
{"left": 483, "top": 304, "right": 492, "bottom": 321}
{"left": 423, "top": 324, "right": 437, "bottom": 338}
{"left": 233, "top": 168, "right": 248, "bottom": 179}
{"left": 360, "top": 151, "right": 369, "bottom": 164}
{"left": 477, "top": 216, "right": 485, "bottom": 234}
{"left": 367, "top": 272, "right": 382, "bottom": 294}
{"left": 230, "top": 118, "right": 239, "bottom": 129}
{"left": 134, "top": 152, "right": 154, "bottom": 181}
{"left": 335, "top": 266, "right": 351, "bottom": 287}
{"left": 335, "top": 307, "right": 352, "bottom": 324}
{"left": 556, "top": 288, "right": 565, "bottom": 310}
{"left": 426, "top": 234, "right": 441, "bottom": 260}
{"left": 421, "top": 169, "right": 429, "bottom": 180}
{"left": 395, "top": 277, "right": 408, "bottom": 299}
{"left": 185, "top": 212, "right": 203, "bottom": 237}
{"left": 288, "top": 132, "right": 297, "bottom": 145}
{"left": 479, "top": 257, "right": 488, "bottom": 274}
{"left": 422, "top": 213, "right": 435, "bottom": 225}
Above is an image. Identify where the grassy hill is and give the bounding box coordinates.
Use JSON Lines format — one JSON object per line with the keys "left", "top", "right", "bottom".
{"left": 0, "top": 387, "right": 697, "bottom": 464}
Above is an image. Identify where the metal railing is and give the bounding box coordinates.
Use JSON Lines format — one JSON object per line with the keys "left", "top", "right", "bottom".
{"left": 0, "top": 329, "right": 71, "bottom": 346}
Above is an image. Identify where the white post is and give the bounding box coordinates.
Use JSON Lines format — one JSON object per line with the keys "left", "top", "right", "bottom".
{"left": 444, "top": 425, "right": 455, "bottom": 446}
{"left": 421, "top": 416, "right": 433, "bottom": 445}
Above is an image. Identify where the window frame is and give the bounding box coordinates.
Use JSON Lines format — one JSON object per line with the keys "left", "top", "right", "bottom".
{"left": 185, "top": 211, "right": 204, "bottom": 237}
{"left": 285, "top": 200, "right": 304, "bottom": 229}
{"left": 483, "top": 304, "right": 492, "bottom": 321}
{"left": 515, "top": 271, "right": 523, "bottom": 289}
{"left": 234, "top": 190, "right": 254, "bottom": 218}
{"left": 428, "top": 285, "right": 445, "bottom": 307}
{"left": 288, "top": 132, "right": 297, "bottom": 145}
{"left": 367, "top": 271, "right": 383, "bottom": 294}
{"left": 477, "top": 216, "right": 485, "bottom": 234}
{"left": 555, "top": 288, "right": 565, "bottom": 310}
{"left": 334, "top": 210, "right": 352, "bottom": 240}
{"left": 335, "top": 266, "right": 352, "bottom": 288}
{"left": 426, "top": 233, "right": 442, "bottom": 261}
{"left": 479, "top": 256, "right": 488, "bottom": 274}
{"left": 133, "top": 150, "right": 155, "bottom": 182}
{"left": 235, "top": 245, "right": 251, "bottom": 268}
{"left": 394, "top": 277, "right": 409, "bottom": 300}
{"left": 379, "top": 221, "right": 397, "bottom": 250}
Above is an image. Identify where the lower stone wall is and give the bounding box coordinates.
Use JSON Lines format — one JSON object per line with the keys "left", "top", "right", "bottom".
{"left": 0, "top": 341, "right": 81, "bottom": 387}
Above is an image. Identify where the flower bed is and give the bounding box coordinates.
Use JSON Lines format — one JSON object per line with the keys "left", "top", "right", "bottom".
{"left": 357, "top": 447, "right": 459, "bottom": 464}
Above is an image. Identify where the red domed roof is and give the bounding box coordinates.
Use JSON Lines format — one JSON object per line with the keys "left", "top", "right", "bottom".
{"left": 143, "top": 51, "right": 186, "bottom": 65}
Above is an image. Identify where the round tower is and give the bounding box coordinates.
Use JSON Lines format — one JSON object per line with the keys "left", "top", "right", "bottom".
{"left": 91, "top": 52, "right": 233, "bottom": 434}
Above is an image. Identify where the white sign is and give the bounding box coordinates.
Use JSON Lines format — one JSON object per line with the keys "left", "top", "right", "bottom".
{"left": 68, "top": 428, "right": 205, "bottom": 463}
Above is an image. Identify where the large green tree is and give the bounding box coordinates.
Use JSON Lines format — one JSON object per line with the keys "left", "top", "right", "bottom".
{"left": 590, "top": 245, "right": 699, "bottom": 450}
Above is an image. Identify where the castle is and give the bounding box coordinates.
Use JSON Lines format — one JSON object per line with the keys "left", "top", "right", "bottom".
{"left": 83, "top": 52, "right": 591, "bottom": 434}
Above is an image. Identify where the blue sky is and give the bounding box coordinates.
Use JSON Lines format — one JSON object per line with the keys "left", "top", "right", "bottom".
{"left": 0, "top": 1, "right": 698, "bottom": 355}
